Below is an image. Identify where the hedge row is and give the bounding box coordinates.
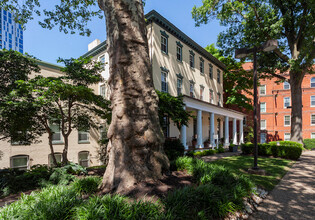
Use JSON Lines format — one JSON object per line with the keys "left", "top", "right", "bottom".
{"left": 303, "top": 139, "right": 315, "bottom": 150}
{"left": 240, "top": 141, "right": 303, "bottom": 160}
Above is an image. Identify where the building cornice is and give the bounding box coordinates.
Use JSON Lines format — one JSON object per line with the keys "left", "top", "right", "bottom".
{"left": 81, "top": 40, "right": 107, "bottom": 58}
{"left": 145, "top": 10, "right": 226, "bottom": 70}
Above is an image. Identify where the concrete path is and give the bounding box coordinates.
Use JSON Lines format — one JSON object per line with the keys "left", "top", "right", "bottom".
{"left": 250, "top": 150, "right": 315, "bottom": 220}
{"left": 201, "top": 150, "right": 241, "bottom": 163}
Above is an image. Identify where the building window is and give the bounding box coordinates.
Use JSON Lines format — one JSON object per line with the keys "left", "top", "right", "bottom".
{"left": 217, "top": 69, "right": 221, "bottom": 84}
{"left": 10, "top": 155, "right": 29, "bottom": 170}
{"left": 260, "top": 85, "right": 266, "bottom": 95}
{"left": 260, "top": 102, "right": 266, "bottom": 113}
{"left": 78, "top": 151, "right": 89, "bottom": 167}
{"left": 49, "top": 153, "right": 62, "bottom": 167}
{"left": 311, "top": 133, "right": 315, "bottom": 139}
{"left": 283, "top": 81, "right": 290, "bottom": 90}
{"left": 200, "top": 86, "right": 204, "bottom": 100}
{"left": 176, "top": 41, "right": 183, "bottom": 61}
{"left": 209, "top": 89, "right": 214, "bottom": 104}
{"left": 311, "top": 77, "right": 315, "bottom": 88}
{"left": 284, "top": 133, "right": 291, "bottom": 141}
{"left": 162, "top": 116, "right": 169, "bottom": 138}
{"left": 260, "top": 133, "right": 266, "bottom": 144}
{"left": 284, "top": 115, "right": 291, "bottom": 126}
{"left": 284, "top": 97, "right": 291, "bottom": 108}
{"left": 100, "top": 84, "right": 106, "bottom": 98}
{"left": 160, "top": 31, "right": 168, "bottom": 54}
{"left": 99, "top": 55, "right": 105, "bottom": 69}
{"left": 177, "top": 77, "right": 182, "bottom": 96}
{"left": 50, "top": 121, "right": 62, "bottom": 143}
{"left": 217, "top": 93, "right": 221, "bottom": 106}
{"left": 209, "top": 64, "right": 213, "bottom": 79}
{"left": 261, "top": 120, "right": 266, "bottom": 130}
{"left": 311, "top": 115, "right": 315, "bottom": 125}
{"left": 311, "top": 96, "right": 315, "bottom": 107}
{"left": 190, "top": 81, "right": 195, "bottom": 98}
{"left": 78, "top": 130, "right": 90, "bottom": 143}
{"left": 161, "top": 71, "right": 168, "bottom": 93}
{"left": 199, "top": 57, "right": 204, "bottom": 74}
{"left": 189, "top": 50, "right": 195, "bottom": 68}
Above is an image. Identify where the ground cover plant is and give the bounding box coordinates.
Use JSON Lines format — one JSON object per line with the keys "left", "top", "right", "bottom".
{"left": 210, "top": 155, "right": 294, "bottom": 191}
{"left": 303, "top": 139, "right": 315, "bottom": 150}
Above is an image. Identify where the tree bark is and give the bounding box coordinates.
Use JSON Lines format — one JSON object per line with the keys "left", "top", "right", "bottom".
{"left": 98, "top": 0, "right": 169, "bottom": 193}
{"left": 290, "top": 71, "right": 304, "bottom": 143}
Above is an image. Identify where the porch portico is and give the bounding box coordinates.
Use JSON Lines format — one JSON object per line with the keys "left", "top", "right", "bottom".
{"left": 180, "top": 96, "right": 245, "bottom": 150}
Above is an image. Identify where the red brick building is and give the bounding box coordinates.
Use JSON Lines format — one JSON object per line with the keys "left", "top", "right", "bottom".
{"left": 242, "top": 63, "right": 315, "bottom": 143}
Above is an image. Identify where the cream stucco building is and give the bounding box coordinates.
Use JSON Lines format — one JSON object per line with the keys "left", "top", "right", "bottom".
{"left": 0, "top": 10, "right": 245, "bottom": 169}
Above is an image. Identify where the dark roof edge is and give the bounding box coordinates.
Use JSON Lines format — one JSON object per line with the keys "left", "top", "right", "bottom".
{"left": 81, "top": 40, "right": 107, "bottom": 58}
{"left": 36, "top": 60, "right": 62, "bottom": 71}
{"left": 145, "top": 10, "right": 226, "bottom": 70}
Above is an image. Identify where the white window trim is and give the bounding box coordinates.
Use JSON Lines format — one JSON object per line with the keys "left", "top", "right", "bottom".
{"left": 259, "top": 85, "right": 266, "bottom": 95}
{"left": 311, "top": 114, "right": 315, "bottom": 126}
{"left": 284, "top": 115, "right": 291, "bottom": 126}
{"left": 50, "top": 122, "right": 63, "bottom": 144}
{"left": 284, "top": 97, "right": 291, "bottom": 108}
{"left": 260, "top": 102, "right": 266, "bottom": 113}
{"left": 311, "top": 77, "right": 315, "bottom": 88}
{"left": 283, "top": 81, "right": 290, "bottom": 90}
{"left": 311, "top": 132, "right": 315, "bottom": 139}
{"left": 260, "top": 119, "right": 266, "bottom": 130}
{"left": 78, "top": 131, "right": 90, "bottom": 144}
{"left": 10, "top": 155, "right": 29, "bottom": 170}
{"left": 49, "top": 153, "right": 63, "bottom": 167}
{"left": 311, "top": 96, "right": 315, "bottom": 107}
{"left": 284, "top": 133, "right": 291, "bottom": 141}
{"left": 161, "top": 71, "right": 168, "bottom": 93}
{"left": 78, "top": 151, "right": 90, "bottom": 167}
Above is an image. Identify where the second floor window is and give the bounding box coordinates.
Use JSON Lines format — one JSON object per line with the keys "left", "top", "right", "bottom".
{"left": 217, "top": 69, "right": 221, "bottom": 84}
{"left": 190, "top": 82, "right": 194, "bottom": 97}
{"left": 50, "top": 121, "right": 62, "bottom": 143}
{"left": 100, "top": 84, "right": 106, "bottom": 98}
{"left": 176, "top": 41, "right": 183, "bottom": 61}
{"left": 177, "top": 78, "right": 182, "bottom": 96}
{"left": 284, "top": 97, "right": 290, "bottom": 108}
{"left": 260, "top": 85, "right": 266, "bottom": 95}
{"left": 161, "top": 33, "right": 168, "bottom": 54}
{"left": 99, "top": 55, "right": 105, "bottom": 69}
{"left": 312, "top": 115, "right": 315, "bottom": 125}
{"left": 200, "top": 58, "right": 204, "bottom": 74}
{"left": 217, "top": 93, "right": 221, "bottom": 106}
{"left": 261, "top": 120, "right": 266, "bottom": 130}
{"left": 78, "top": 130, "right": 90, "bottom": 143}
{"left": 189, "top": 50, "right": 195, "bottom": 68}
{"left": 284, "top": 115, "right": 291, "bottom": 126}
{"left": 209, "top": 89, "right": 214, "bottom": 104}
{"left": 283, "top": 81, "right": 290, "bottom": 90}
{"left": 161, "top": 71, "right": 168, "bottom": 93}
{"left": 200, "top": 86, "right": 204, "bottom": 100}
{"left": 209, "top": 64, "right": 213, "bottom": 79}
{"left": 311, "top": 96, "right": 315, "bottom": 107}
{"left": 311, "top": 77, "right": 315, "bottom": 88}
{"left": 260, "top": 102, "right": 266, "bottom": 113}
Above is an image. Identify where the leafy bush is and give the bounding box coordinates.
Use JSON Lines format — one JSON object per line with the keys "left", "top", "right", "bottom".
{"left": 217, "top": 146, "right": 225, "bottom": 153}
{"left": 241, "top": 141, "right": 303, "bottom": 160}
{"left": 0, "top": 185, "right": 82, "bottom": 220}
{"left": 303, "top": 139, "right": 315, "bottom": 150}
{"left": 193, "top": 149, "right": 215, "bottom": 157}
{"left": 63, "top": 162, "right": 87, "bottom": 175}
{"left": 71, "top": 176, "right": 102, "bottom": 195}
{"left": 47, "top": 168, "right": 75, "bottom": 186}
{"left": 163, "top": 138, "right": 185, "bottom": 161}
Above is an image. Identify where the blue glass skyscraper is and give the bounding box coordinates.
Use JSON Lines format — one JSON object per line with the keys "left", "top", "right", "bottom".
{"left": 0, "top": 9, "right": 23, "bottom": 53}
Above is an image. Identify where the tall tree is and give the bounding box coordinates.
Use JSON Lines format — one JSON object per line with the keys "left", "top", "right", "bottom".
{"left": 192, "top": 0, "right": 315, "bottom": 143}
{"left": 1, "top": 0, "right": 169, "bottom": 192}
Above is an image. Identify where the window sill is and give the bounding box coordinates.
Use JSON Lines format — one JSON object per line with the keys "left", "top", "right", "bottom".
{"left": 78, "top": 141, "right": 90, "bottom": 144}
{"left": 52, "top": 141, "right": 64, "bottom": 145}
{"left": 161, "top": 51, "right": 169, "bottom": 56}
{"left": 176, "top": 59, "right": 183, "bottom": 64}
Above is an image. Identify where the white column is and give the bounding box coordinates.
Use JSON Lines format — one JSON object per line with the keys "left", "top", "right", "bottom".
{"left": 239, "top": 119, "right": 244, "bottom": 144}
{"left": 210, "top": 112, "right": 215, "bottom": 149}
{"left": 224, "top": 116, "right": 229, "bottom": 146}
{"left": 233, "top": 118, "right": 237, "bottom": 145}
{"left": 181, "top": 106, "right": 187, "bottom": 150}
{"left": 197, "top": 109, "right": 203, "bottom": 148}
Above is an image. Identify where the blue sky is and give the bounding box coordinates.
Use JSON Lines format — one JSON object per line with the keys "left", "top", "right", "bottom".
{"left": 24, "top": 0, "right": 225, "bottom": 65}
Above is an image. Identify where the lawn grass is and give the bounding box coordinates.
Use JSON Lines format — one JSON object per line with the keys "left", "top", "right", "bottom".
{"left": 210, "top": 155, "right": 295, "bottom": 191}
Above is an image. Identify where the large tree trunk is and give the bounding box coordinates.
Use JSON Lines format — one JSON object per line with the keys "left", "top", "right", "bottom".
{"left": 290, "top": 71, "right": 304, "bottom": 143}
{"left": 98, "top": 0, "right": 169, "bottom": 193}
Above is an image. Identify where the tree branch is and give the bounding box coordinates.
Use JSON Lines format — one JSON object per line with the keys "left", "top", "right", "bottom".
{"left": 273, "top": 48, "right": 290, "bottom": 62}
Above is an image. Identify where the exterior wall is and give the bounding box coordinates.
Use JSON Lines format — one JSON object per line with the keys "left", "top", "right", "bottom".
{"left": 0, "top": 64, "right": 102, "bottom": 169}
{"left": 0, "top": 9, "right": 23, "bottom": 53}
{"left": 148, "top": 22, "right": 223, "bottom": 106}
{"left": 259, "top": 73, "right": 315, "bottom": 142}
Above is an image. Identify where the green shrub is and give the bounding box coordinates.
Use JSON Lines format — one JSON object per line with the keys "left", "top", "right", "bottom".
{"left": 71, "top": 176, "right": 102, "bottom": 195}
{"left": 303, "top": 139, "right": 315, "bottom": 150}
{"left": 193, "top": 149, "right": 215, "bottom": 157}
{"left": 0, "top": 185, "right": 82, "bottom": 220}
{"left": 163, "top": 138, "right": 185, "bottom": 161}
{"left": 63, "top": 162, "right": 87, "bottom": 175}
{"left": 269, "top": 141, "right": 303, "bottom": 148}
{"left": 217, "top": 146, "right": 225, "bottom": 153}
{"left": 185, "top": 150, "right": 194, "bottom": 157}
{"left": 47, "top": 168, "right": 76, "bottom": 186}
{"left": 73, "top": 195, "right": 165, "bottom": 220}
{"left": 258, "top": 143, "right": 272, "bottom": 156}
{"left": 240, "top": 142, "right": 254, "bottom": 155}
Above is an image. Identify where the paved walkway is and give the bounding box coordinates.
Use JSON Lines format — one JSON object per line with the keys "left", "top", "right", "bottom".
{"left": 250, "top": 150, "right": 315, "bottom": 220}
{"left": 201, "top": 150, "right": 241, "bottom": 163}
